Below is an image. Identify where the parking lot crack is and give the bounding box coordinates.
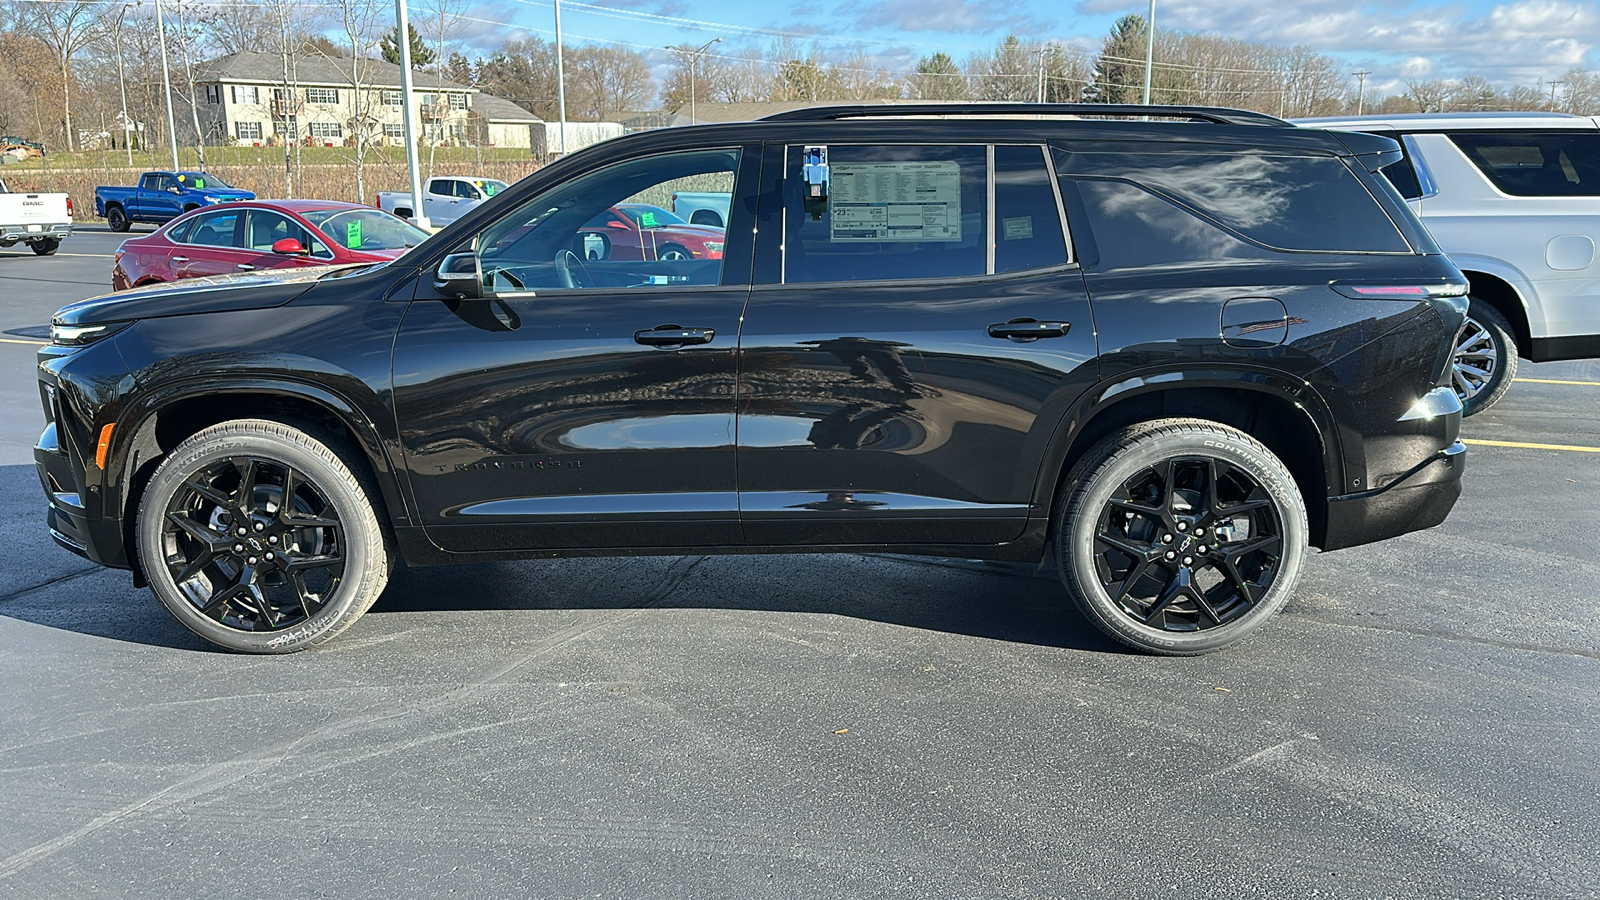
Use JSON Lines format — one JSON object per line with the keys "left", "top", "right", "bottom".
{"left": 0, "top": 566, "right": 101, "bottom": 605}
{"left": 1287, "top": 612, "right": 1600, "bottom": 661}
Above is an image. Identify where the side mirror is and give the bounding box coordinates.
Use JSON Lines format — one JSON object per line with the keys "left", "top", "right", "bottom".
{"left": 434, "top": 251, "right": 482, "bottom": 299}
{"left": 271, "top": 238, "right": 307, "bottom": 255}
{"left": 607, "top": 219, "right": 630, "bottom": 230}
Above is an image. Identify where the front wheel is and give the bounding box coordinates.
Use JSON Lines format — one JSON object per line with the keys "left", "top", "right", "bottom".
{"left": 657, "top": 244, "right": 692, "bottom": 262}
{"left": 1453, "top": 298, "right": 1518, "bottom": 416}
{"left": 136, "top": 419, "right": 390, "bottom": 653}
{"left": 106, "top": 206, "right": 129, "bottom": 232}
{"left": 1056, "top": 419, "right": 1308, "bottom": 655}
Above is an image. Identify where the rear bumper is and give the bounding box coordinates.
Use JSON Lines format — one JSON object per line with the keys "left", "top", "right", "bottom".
{"left": 1, "top": 223, "right": 71, "bottom": 241}
{"left": 1322, "top": 440, "right": 1465, "bottom": 551}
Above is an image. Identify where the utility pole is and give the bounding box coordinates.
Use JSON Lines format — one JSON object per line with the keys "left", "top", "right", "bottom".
{"left": 1354, "top": 70, "right": 1369, "bottom": 115}
{"left": 1549, "top": 80, "right": 1567, "bottom": 111}
{"left": 153, "top": 0, "right": 180, "bottom": 169}
{"left": 554, "top": 0, "right": 568, "bottom": 154}
{"left": 668, "top": 38, "right": 722, "bottom": 125}
{"left": 1036, "top": 43, "right": 1048, "bottom": 103}
{"left": 114, "top": 3, "right": 133, "bottom": 166}
{"left": 395, "top": 0, "right": 428, "bottom": 228}
{"left": 1141, "top": 0, "right": 1156, "bottom": 105}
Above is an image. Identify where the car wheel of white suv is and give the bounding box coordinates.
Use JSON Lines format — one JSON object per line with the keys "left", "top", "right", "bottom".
{"left": 1454, "top": 298, "right": 1518, "bottom": 416}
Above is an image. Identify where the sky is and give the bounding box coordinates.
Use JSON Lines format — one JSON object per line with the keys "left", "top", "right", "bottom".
{"left": 443, "top": 0, "right": 1600, "bottom": 99}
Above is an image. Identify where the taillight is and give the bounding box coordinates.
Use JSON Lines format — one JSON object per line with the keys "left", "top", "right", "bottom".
{"left": 1331, "top": 282, "right": 1468, "bottom": 300}
{"left": 66, "top": 196, "right": 74, "bottom": 217}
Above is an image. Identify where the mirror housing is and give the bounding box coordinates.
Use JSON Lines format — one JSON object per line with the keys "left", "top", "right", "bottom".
{"left": 434, "top": 251, "right": 482, "bottom": 299}
{"left": 271, "top": 238, "right": 307, "bottom": 255}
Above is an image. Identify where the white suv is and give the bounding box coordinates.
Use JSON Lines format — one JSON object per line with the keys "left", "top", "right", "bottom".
{"left": 1297, "top": 112, "right": 1600, "bottom": 414}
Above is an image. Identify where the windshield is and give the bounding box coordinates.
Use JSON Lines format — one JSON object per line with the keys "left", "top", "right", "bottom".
{"left": 618, "top": 204, "right": 686, "bottom": 228}
{"left": 301, "top": 208, "right": 430, "bottom": 251}
{"left": 176, "top": 172, "right": 234, "bottom": 190}
{"left": 475, "top": 179, "right": 509, "bottom": 198}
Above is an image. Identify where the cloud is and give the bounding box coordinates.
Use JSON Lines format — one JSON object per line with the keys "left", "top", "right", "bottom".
{"left": 1399, "top": 56, "right": 1433, "bottom": 77}
{"left": 853, "top": 0, "right": 1046, "bottom": 35}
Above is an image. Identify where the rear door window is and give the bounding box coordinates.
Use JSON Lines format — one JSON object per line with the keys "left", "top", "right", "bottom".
{"left": 1053, "top": 146, "right": 1410, "bottom": 253}
{"left": 994, "top": 145, "right": 1070, "bottom": 274}
{"left": 783, "top": 144, "right": 988, "bottom": 284}
{"left": 1447, "top": 131, "right": 1600, "bottom": 196}
{"left": 185, "top": 210, "right": 242, "bottom": 247}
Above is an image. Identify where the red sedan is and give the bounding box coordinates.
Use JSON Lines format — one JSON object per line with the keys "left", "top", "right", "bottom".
{"left": 578, "top": 203, "right": 725, "bottom": 262}
{"left": 112, "top": 200, "right": 428, "bottom": 290}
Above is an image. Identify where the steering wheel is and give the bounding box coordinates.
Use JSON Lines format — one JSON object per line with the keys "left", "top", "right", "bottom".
{"left": 555, "top": 249, "right": 591, "bottom": 289}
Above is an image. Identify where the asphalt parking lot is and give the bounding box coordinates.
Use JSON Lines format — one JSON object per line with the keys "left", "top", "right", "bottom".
{"left": 1, "top": 227, "right": 1596, "bottom": 898}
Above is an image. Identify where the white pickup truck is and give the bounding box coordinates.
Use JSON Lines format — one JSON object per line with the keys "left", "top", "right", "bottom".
{"left": 0, "top": 178, "right": 72, "bottom": 256}
{"left": 374, "top": 176, "right": 509, "bottom": 227}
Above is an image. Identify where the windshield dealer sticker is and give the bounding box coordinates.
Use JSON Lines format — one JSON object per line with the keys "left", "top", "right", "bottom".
{"left": 638, "top": 211, "right": 658, "bottom": 228}
{"left": 346, "top": 220, "right": 362, "bottom": 248}
{"left": 829, "top": 161, "right": 962, "bottom": 242}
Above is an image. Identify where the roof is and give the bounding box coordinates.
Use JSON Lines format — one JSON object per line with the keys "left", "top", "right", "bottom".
{"left": 470, "top": 92, "right": 541, "bottom": 123}
{"left": 625, "top": 98, "right": 930, "bottom": 129}
{"left": 196, "top": 51, "right": 476, "bottom": 93}
{"left": 1296, "top": 112, "right": 1600, "bottom": 131}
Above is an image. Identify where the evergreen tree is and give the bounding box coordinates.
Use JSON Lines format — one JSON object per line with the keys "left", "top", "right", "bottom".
{"left": 380, "top": 23, "right": 435, "bottom": 68}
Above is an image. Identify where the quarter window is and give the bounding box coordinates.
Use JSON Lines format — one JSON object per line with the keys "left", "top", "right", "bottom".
{"left": 185, "top": 210, "right": 242, "bottom": 247}
{"left": 1448, "top": 131, "right": 1600, "bottom": 196}
{"left": 783, "top": 144, "right": 988, "bottom": 284}
{"left": 476, "top": 147, "right": 740, "bottom": 292}
{"left": 994, "top": 145, "right": 1070, "bottom": 274}
{"left": 1071, "top": 180, "right": 1274, "bottom": 270}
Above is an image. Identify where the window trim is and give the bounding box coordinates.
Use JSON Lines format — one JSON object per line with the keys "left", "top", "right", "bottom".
{"left": 777, "top": 141, "right": 1077, "bottom": 288}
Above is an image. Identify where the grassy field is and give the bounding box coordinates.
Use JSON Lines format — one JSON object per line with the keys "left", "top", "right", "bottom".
{"left": 0, "top": 145, "right": 547, "bottom": 211}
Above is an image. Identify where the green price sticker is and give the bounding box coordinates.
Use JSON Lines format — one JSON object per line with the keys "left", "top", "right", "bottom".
{"left": 192, "top": 178, "right": 206, "bottom": 189}
{"left": 346, "top": 220, "right": 363, "bottom": 248}
{"left": 482, "top": 182, "right": 497, "bottom": 197}
{"left": 638, "top": 211, "right": 658, "bottom": 228}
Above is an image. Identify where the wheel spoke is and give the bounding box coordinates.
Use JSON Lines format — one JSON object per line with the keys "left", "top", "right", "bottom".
{"left": 1144, "top": 574, "right": 1184, "bottom": 626}
{"left": 167, "top": 511, "right": 230, "bottom": 550}
{"left": 284, "top": 551, "right": 343, "bottom": 572}
{"left": 198, "top": 567, "right": 248, "bottom": 616}
{"left": 1191, "top": 590, "right": 1222, "bottom": 625}
{"left": 182, "top": 478, "right": 232, "bottom": 509}
{"left": 286, "top": 570, "right": 314, "bottom": 619}
{"left": 1228, "top": 534, "right": 1282, "bottom": 558}
{"left": 1160, "top": 458, "right": 1178, "bottom": 512}
{"left": 1109, "top": 497, "right": 1162, "bottom": 517}
{"left": 1110, "top": 559, "right": 1152, "bottom": 603}
{"left": 1215, "top": 557, "right": 1257, "bottom": 607}
{"left": 246, "top": 582, "right": 276, "bottom": 630}
{"left": 1218, "top": 497, "right": 1273, "bottom": 515}
{"left": 1095, "top": 530, "right": 1152, "bottom": 561}
{"left": 232, "top": 457, "right": 258, "bottom": 509}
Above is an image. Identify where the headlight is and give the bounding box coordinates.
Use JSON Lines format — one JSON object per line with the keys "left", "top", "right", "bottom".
{"left": 704, "top": 242, "right": 724, "bottom": 253}
{"left": 51, "top": 321, "right": 129, "bottom": 346}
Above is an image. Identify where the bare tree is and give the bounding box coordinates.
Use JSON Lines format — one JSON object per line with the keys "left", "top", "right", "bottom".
{"left": 205, "top": 2, "right": 276, "bottom": 56}
{"left": 569, "top": 45, "right": 653, "bottom": 120}
{"left": 15, "top": 0, "right": 102, "bottom": 151}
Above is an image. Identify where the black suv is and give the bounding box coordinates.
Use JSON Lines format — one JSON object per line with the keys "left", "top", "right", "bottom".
{"left": 36, "top": 104, "right": 1469, "bottom": 655}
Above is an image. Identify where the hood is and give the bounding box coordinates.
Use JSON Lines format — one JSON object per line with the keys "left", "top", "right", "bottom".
{"left": 55, "top": 263, "right": 366, "bottom": 326}
{"left": 206, "top": 189, "right": 257, "bottom": 200}
{"left": 656, "top": 224, "right": 726, "bottom": 239}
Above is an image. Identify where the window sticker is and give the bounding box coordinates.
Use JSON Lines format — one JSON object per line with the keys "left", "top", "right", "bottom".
{"left": 176, "top": 174, "right": 187, "bottom": 183}
{"left": 829, "top": 161, "right": 962, "bottom": 242}
{"left": 346, "top": 220, "right": 362, "bottom": 248}
{"left": 193, "top": 177, "right": 206, "bottom": 189}
{"left": 478, "top": 180, "right": 498, "bottom": 197}
{"left": 1002, "top": 216, "right": 1033, "bottom": 240}
{"left": 638, "top": 211, "right": 658, "bottom": 228}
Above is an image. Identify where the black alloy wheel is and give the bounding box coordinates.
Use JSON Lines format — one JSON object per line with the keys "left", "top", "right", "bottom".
{"left": 1092, "top": 456, "right": 1282, "bottom": 632}
{"left": 159, "top": 455, "right": 345, "bottom": 632}
{"left": 106, "top": 206, "right": 129, "bottom": 232}
{"left": 1057, "top": 419, "right": 1307, "bottom": 654}
{"left": 1453, "top": 298, "right": 1518, "bottom": 416}
{"left": 138, "top": 419, "right": 389, "bottom": 652}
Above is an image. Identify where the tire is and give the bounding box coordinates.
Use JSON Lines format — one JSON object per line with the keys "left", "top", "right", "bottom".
{"left": 106, "top": 205, "right": 129, "bottom": 232}
{"left": 183, "top": 204, "right": 199, "bottom": 213}
{"left": 1055, "top": 418, "right": 1308, "bottom": 655}
{"left": 31, "top": 238, "right": 59, "bottom": 256}
{"left": 1453, "top": 298, "right": 1518, "bottom": 417}
{"left": 658, "top": 244, "right": 691, "bottom": 261}
{"left": 136, "top": 419, "right": 390, "bottom": 653}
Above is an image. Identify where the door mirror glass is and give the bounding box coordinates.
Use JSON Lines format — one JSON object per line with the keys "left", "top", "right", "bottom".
{"left": 578, "top": 231, "right": 611, "bottom": 261}
{"left": 434, "top": 251, "right": 482, "bottom": 299}
{"left": 271, "top": 238, "right": 307, "bottom": 255}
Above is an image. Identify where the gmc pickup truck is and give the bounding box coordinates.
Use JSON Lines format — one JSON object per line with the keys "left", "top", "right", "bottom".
{"left": 0, "top": 177, "right": 72, "bottom": 255}
{"left": 95, "top": 171, "right": 255, "bottom": 232}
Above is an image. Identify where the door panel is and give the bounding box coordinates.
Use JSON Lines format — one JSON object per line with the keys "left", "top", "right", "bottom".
{"left": 737, "top": 142, "right": 1099, "bottom": 546}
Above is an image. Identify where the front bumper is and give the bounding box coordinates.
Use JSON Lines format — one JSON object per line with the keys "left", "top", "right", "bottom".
{"left": 1, "top": 223, "right": 72, "bottom": 242}
{"left": 1322, "top": 440, "right": 1465, "bottom": 551}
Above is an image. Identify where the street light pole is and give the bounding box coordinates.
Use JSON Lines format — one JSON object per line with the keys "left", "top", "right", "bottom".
{"left": 1141, "top": 0, "right": 1156, "bottom": 105}
{"left": 554, "top": 0, "right": 568, "bottom": 154}
{"left": 674, "top": 37, "right": 721, "bottom": 126}
{"left": 1354, "top": 70, "right": 1370, "bottom": 115}
{"left": 395, "top": 0, "right": 429, "bottom": 228}
{"left": 153, "top": 0, "right": 180, "bottom": 169}
{"left": 115, "top": 3, "right": 133, "bottom": 166}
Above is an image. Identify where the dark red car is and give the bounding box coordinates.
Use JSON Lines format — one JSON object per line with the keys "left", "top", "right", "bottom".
{"left": 578, "top": 203, "right": 725, "bottom": 262}
{"left": 112, "top": 200, "right": 428, "bottom": 290}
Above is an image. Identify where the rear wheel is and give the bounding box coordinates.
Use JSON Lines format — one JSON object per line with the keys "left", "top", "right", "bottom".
{"left": 31, "top": 238, "right": 59, "bottom": 256}
{"left": 136, "top": 419, "right": 389, "bottom": 653}
{"left": 657, "top": 244, "right": 692, "bottom": 261}
{"left": 106, "top": 206, "right": 129, "bottom": 232}
{"left": 1453, "top": 298, "right": 1518, "bottom": 416}
{"left": 1056, "top": 419, "right": 1307, "bottom": 655}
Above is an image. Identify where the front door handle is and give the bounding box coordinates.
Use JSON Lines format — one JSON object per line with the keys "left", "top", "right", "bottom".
{"left": 236, "top": 263, "right": 254, "bottom": 270}
{"left": 635, "top": 324, "right": 715, "bottom": 347}
{"left": 170, "top": 256, "right": 189, "bottom": 263}
{"left": 988, "top": 318, "right": 1070, "bottom": 342}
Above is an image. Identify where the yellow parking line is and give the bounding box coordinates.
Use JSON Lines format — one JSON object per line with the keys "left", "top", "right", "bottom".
{"left": 0, "top": 338, "right": 48, "bottom": 346}
{"left": 1463, "top": 438, "right": 1600, "bottom": 453}
{"left": 1514, "top": 377, "right": 1600, "bottom": 386}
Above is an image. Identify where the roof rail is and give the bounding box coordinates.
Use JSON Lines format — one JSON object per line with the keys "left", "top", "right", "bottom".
{"left": 759, "top": 103, "right": 1295, "bottom": 128}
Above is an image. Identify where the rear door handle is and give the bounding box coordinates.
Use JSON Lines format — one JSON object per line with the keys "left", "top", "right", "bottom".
{"left": 635, "top": 324, "right": 715, "bottom": 347}
{"left": 236, "top": 263, "right": 254, "bottom": 270}
{"left": 988, "top": 318, "right": 1070, "bottom": 341}
{"left": 170, "top": 256, "right": 189, "bottom": 263}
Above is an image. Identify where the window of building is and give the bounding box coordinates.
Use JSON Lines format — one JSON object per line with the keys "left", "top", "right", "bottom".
{"left": 230, "top": 85, "right": 259, "bottom": 105}
{"left": 305, "top": 87, "right": 340, "bottom": 105}
{"left": 205, "top": 84, "right": 220, "bottom": 104}
{"left": 383, "top": 124, "right": 406, "bottom": 138}
{"left": 382, "top": 90, "right": 403, "bottom": 106}
{"left": 783, "top": 144, "right": 987, "bottom": 285}
{"left": 449, "top": 93, "right": 467, "bottom": 110}
{"left": 310, "top": 122, "right": 343, "bottom": 138}
{"left": 236, "top": 121, "right": 263, "bottom": 141}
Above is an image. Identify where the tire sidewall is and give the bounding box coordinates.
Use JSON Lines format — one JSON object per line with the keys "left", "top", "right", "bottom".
{"left": 1459, "top": 298, "right": 1518, "bottom": 417}
{"left": 137, "top": 424, "right": 381, "bottom": 653}
{"left": 107, "top": 207, "right": 128, "bottom": 232}
{"left": 1061, "top": 425, "right": 1308, "bottom": 655}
